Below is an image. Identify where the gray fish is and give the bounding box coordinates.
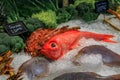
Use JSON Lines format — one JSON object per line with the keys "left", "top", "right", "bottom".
{"left": 19, "top": 57, "right": 49, "bottom": 80}
{"left": 53, "top": 72, "right": 120, "bottom": 80}
{"left": 73, "top": 45, "right": 120, "bottom": 67}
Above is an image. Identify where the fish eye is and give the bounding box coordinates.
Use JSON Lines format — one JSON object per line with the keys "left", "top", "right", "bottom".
{"left": 51, "top": 42, "right": 56, "bottom": 48}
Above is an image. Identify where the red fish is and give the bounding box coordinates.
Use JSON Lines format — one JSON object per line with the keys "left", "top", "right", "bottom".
{"left": 41, "top": 30, "right": 117, "bottom": 60}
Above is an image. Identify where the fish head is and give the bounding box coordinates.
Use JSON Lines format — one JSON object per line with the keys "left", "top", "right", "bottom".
{"left": 19, "top": 57, "right": 49, "bottom": 80}
{"left": 41, "top": 38, "right": 63, "bottom": 60}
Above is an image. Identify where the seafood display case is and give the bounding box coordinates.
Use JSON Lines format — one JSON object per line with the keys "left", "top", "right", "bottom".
{"left": 0, "top": 0, "right": 120, "bottom": 80}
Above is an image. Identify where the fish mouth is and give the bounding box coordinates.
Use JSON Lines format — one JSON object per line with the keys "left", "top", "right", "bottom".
{"left": 41, "top": 49, "right": 50, "bottom": 57}
{"left": 41, "top": 49, "right": 60, "bottom": 60}
{"left": 41, "top": 49, "right": 46, "bottom": 54}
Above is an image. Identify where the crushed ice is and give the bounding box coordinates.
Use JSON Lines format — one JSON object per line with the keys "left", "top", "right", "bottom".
{"left": 1, "top": 16, "right": 120, "bottom": 80}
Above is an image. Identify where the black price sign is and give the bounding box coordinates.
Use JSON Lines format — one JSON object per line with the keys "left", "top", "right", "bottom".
{"left": 4, "top": 21, "right": 28, "bottom": 36}
{"left": 95, "top": 0, "right": 108, "bottom": 13}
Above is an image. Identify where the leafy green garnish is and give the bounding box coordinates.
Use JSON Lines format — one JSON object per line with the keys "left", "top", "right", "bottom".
{"left": 32, "top": 10, "right": 57, "bottom": 28}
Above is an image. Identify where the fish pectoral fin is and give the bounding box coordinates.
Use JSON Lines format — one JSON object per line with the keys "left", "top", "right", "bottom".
{"left": 69, "top": 44, "right": 79, "bottom": 50}
{"left": 69, "top": 37, "right": 81, "bottom": 50}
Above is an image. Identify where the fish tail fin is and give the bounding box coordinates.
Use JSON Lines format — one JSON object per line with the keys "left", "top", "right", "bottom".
{"left": 82, "top": 32, "right": 117, "bottom": 43}
{"left": 100, "top": 34, "right": 117, "bottom": 43}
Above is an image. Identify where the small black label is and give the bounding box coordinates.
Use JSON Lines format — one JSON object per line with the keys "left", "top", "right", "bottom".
{"left": 95, "top": 0, "right": 108, "bottom": 13}
{"left": 4, "top": 21, "right": 28, "bottom": 36}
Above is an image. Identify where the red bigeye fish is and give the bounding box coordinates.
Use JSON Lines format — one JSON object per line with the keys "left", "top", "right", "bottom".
{"left": 41, "top": 30, "right": 117, "bottom": 60}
